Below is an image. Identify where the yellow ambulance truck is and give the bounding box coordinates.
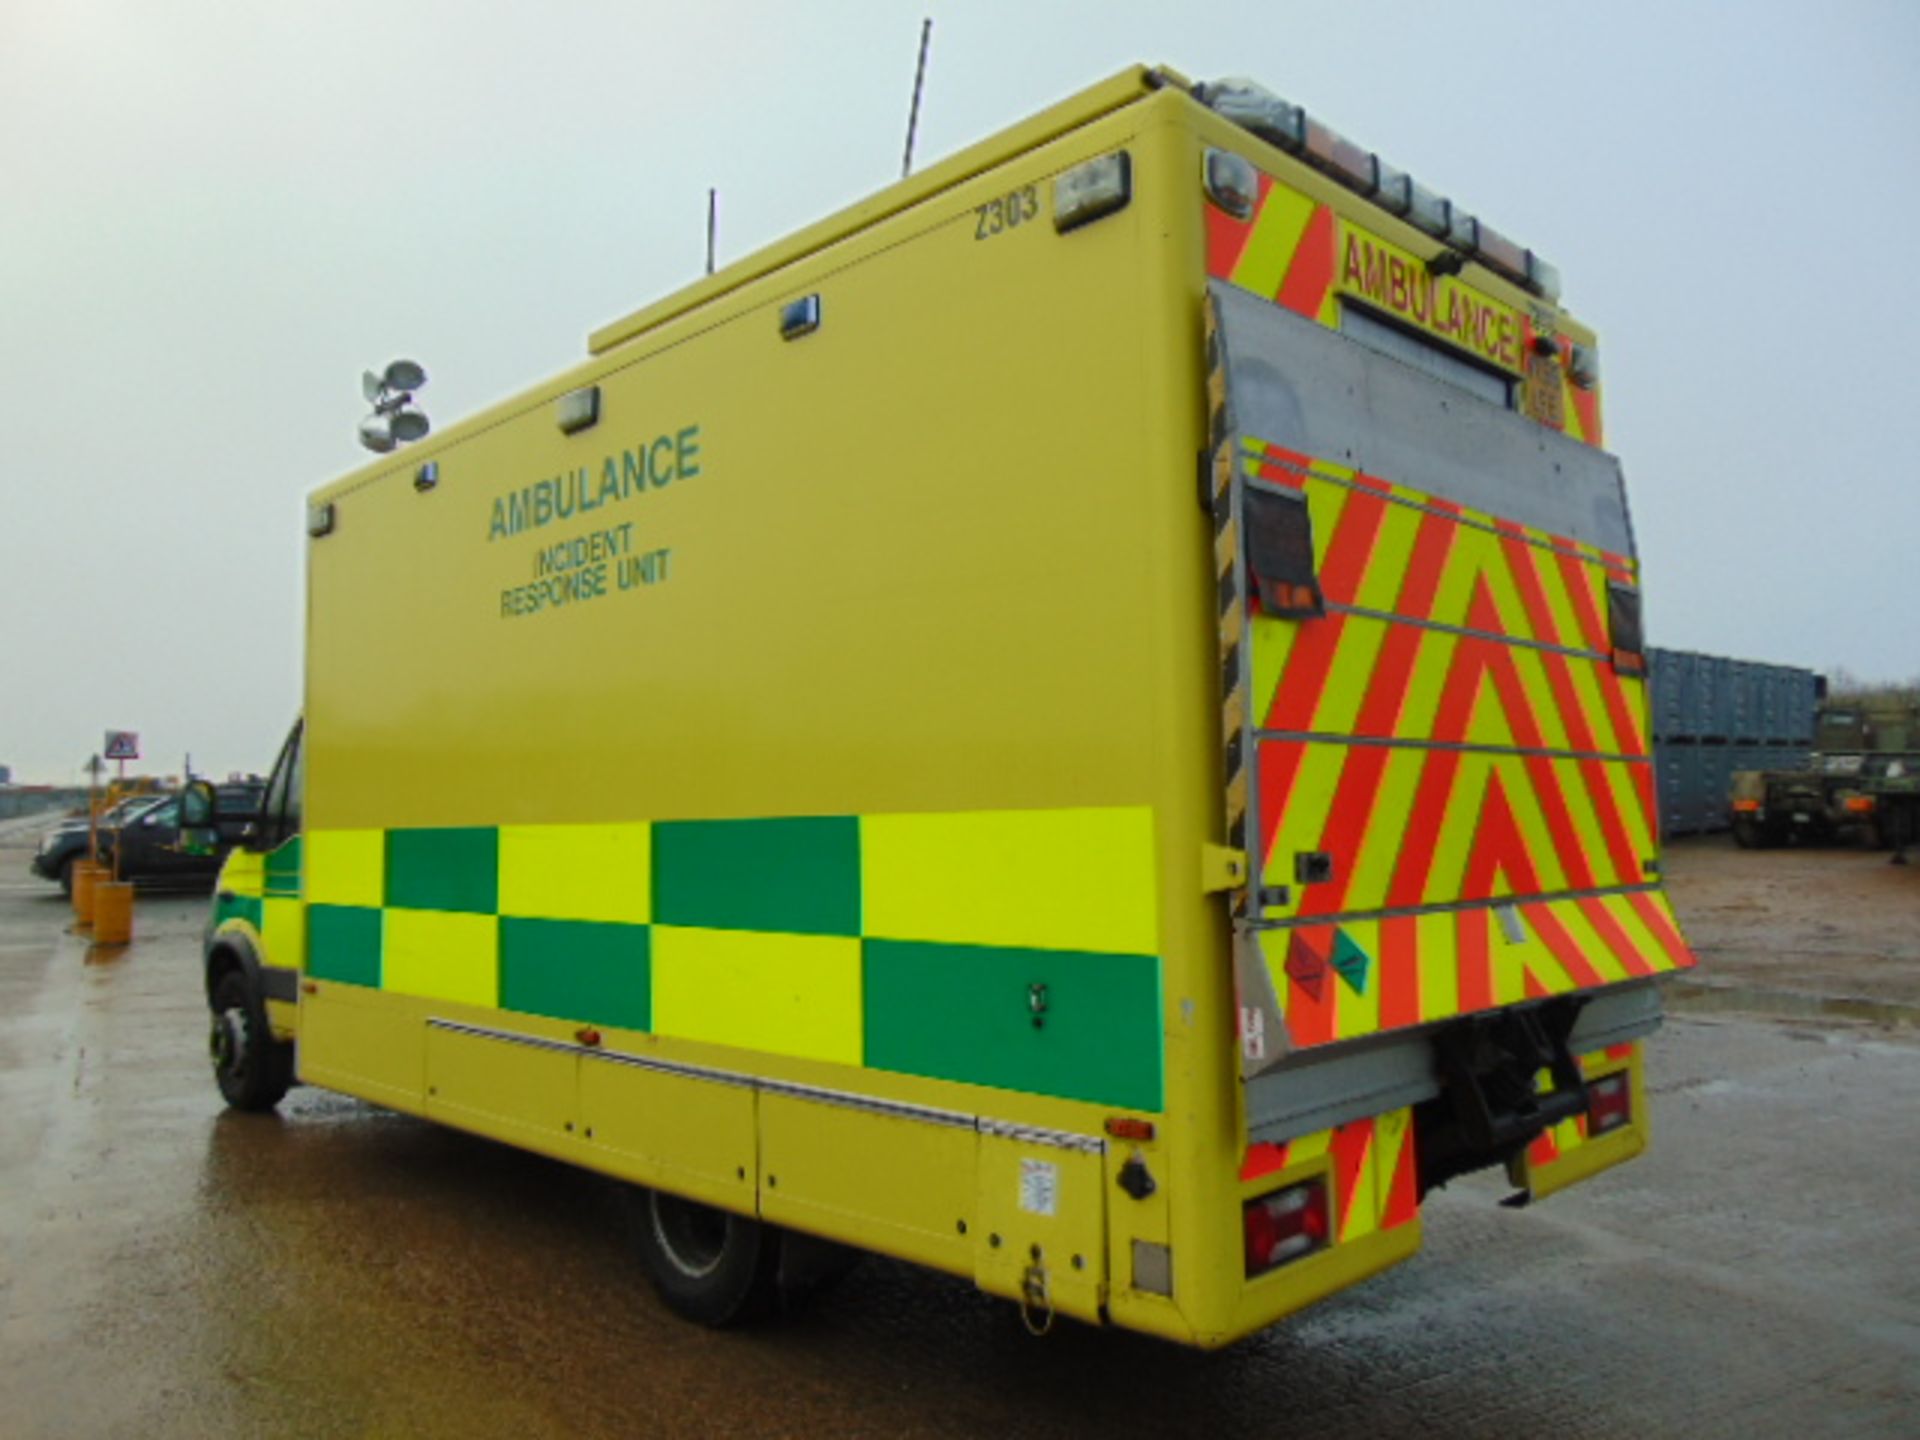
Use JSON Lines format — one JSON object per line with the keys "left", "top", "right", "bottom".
{"left": 189, "top": 66, "right": 1695, "bottom": 1346}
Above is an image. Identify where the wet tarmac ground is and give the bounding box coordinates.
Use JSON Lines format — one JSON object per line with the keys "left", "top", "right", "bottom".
{"left": 3, "top": 841, "right": 1917, "bottom": 1438}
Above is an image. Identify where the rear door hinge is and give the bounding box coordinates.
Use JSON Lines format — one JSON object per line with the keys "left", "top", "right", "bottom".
{"left": 1201, "top": 843, "right": 1248, "bottom": 893}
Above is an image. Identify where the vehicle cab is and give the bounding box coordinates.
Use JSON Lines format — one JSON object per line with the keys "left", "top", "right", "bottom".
{"left": 183, "top": 722, "right": 303, "bottom": 1109}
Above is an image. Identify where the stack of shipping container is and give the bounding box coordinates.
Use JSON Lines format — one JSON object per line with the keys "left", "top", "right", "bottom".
{"left": 1647, "top": 649, "right": 1821, "bottom": 837}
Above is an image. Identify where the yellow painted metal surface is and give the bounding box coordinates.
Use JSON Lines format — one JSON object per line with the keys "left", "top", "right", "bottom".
{"left": 1514, "top": 1043, "right": 1649, "bottom": 1201}
{"left": 759, "top": 1094, "right": 976, "bottom": 1276}
{"left": 260, "top": 897, "right": 305, "bottom": 975}
{"left": 250, "top": 69, "right": 1649, "bottom": 1349}
{"left": 305, "top": 829, "right": 383, "bottom": 907}
{"left": 299, "top": 983, "right": 425, "bottom": 1111}
{"left": 861, "top": 807, "right": 1158, "bottom": 953}
{"left": 425, "top": 1024, "right": 577, "bottom": 1160}
{"left": 974, "top": 1134, "right": 1108, "bottom": 1324}
{"left": 579, "top": 1058, "right": 757, "bottom": 1214}
{"left": 498, "top": 822, "right": 651, "bottom": 923}
{"left": 383, "top": 909, "right": 499, "bottom": 1009}
{"left": 651, "top": 927, "right": 864, "bottom": 1067}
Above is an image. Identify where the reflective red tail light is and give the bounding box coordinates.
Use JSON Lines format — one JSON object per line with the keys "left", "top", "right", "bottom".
{"left": 1244, "top": 1178, "right": 1330, "bottom": 1277}
{"left": 1587, "top": 1072, "right": 1632, "bottom": 1136}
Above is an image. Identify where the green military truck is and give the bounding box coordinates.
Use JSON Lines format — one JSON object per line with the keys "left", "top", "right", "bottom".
{"left": 1730, "top": 698, "right": 1920, "bottom": 851}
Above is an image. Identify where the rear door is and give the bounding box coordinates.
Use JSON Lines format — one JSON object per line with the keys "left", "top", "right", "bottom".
{"left": 1206, "top": 277, "right": 1695, "bottom": 1064}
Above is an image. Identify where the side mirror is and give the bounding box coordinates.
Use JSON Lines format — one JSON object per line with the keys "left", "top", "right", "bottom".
{"left": 180, "top": 781, "right": 219, "bottom": 857}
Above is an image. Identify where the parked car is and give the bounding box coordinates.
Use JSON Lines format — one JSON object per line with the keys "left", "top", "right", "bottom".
{"left": 32, "top": 784, "right": 264, "bottom": 894}
{"left": 31, "top": 795, "right": 174, "bottom": 895}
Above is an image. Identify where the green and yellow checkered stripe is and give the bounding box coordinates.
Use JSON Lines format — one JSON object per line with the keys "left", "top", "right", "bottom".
{"left": 300, "top": 807, "right": 1165, "bottom": 1111}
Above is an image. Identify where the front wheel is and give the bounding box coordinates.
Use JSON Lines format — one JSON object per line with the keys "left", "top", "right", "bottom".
{"left": 210, "top": 970, "right": 293, "bottom": 1111}
{"left": 632, "top": 1188, "right": 782, "bottom": 1326}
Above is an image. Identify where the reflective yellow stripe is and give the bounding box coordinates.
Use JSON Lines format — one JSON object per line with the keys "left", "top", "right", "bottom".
{"left": 652, "top": 926, "right": 862, "bottom": 1066}
{"left": 306, "top": 829, "right": 383, "bottom": 908}
{"left": 1230, "top": 182, "right": 1319, "bottom": 298}
{"left": 860, "top": 807, "right": 1157, "bottom": 955}
{"left": 383, "top": 908, "right": 499, "bottom": 1007}
{"left": 497, "top": 822, "right": 651, "bottom": 924}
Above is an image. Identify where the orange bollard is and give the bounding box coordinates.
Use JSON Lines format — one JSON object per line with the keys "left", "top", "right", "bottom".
{"left": 72, "top": 861, "right": 106, "bottom": 927}
{"left": 92, "top": 881, "right": 134, "bottom": 945}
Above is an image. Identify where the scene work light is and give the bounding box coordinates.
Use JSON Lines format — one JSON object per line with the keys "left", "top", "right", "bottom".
{"left": 358, "top": 359, "right": 431, "bottom": 453}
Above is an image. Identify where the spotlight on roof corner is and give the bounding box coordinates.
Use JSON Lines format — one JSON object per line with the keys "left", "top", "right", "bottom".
{"left": 358, "top": 358, "right": 431, "bottom": 453}
{"left": 357, "top": 413, "right": 396, "bottom": 453}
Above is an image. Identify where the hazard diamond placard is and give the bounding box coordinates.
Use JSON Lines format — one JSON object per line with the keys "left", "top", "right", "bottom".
{"left": 103, "top": 730, "right": 139, "bottom": 761}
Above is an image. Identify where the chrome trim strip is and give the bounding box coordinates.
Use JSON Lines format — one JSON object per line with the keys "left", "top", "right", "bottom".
{"left": 428, "top": 1017, "right": 578, "bottom": 1056}
{"left": 978, "top": 1117, "right": 1106, "bottom": 1155}
{"left": 1323, "top": 600, "right": 1611, "bottom": 663}
{"left": 587, "top": 1043, "right": 757, "bottom": 1089}
{"left": 425, "top": 1018, "right": 1100, "bottom": 1152}
{"left": 757, "top": 1075, "right": 976, "bottom": 1131}
{"left": 1254, "top": 727, "right": 1649, "bottom": 768}
{"left": 1250, "top": 881, "right": 1662, "bottom": 931}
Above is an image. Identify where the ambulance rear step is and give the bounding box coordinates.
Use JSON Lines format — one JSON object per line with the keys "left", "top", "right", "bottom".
{"left": 1242, "top": 980, "right": 1663, "bottom": 1180}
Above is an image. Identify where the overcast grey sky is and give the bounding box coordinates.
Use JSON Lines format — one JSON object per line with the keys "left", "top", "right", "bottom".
{"left": 3, "top": 1, "right": 1916, "bottom": 782}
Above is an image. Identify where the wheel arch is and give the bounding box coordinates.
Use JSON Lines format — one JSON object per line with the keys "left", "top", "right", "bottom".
{"left": 204, "top": 926, "right": 265, "bottom": 1006}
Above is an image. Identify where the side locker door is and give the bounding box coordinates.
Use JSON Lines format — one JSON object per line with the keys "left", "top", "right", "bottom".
{"left": 973, "top": 1130, "right": 1108, "bottom": 1326}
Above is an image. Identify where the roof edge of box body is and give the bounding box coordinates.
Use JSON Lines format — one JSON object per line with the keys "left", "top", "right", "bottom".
{"left": 584, "top": 64, "right": 1181, "bottom": 357}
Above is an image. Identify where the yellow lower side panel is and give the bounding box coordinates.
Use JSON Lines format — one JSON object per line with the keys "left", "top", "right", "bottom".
{"left": 293, "top": 985, "right": 1452, "bottom": 1345}
{"left": 759, "top": 1093, "right": 974, "bottom": 1277}
{"left": 582, "top": 1059, "right": 758, "bottom": 1216}
{"left": 298, "top": 982, "right": 425, "bottom": 1112}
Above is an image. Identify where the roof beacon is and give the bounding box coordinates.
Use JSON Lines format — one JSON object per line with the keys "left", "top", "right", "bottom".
{"left": 1196, "top": 76, "right": 1562, "bottom": 303}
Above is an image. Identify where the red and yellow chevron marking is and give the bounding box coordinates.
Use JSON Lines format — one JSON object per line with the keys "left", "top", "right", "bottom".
{"left": 1205, "top": 164, "right": 1606, "bottom": 447}
{"left": 1232, "top": 435, "right": 1694, "bottom": 1051}
{"left": 1255, "top": 892, "right": 1689, "bottom": 1050}
{"left": 1527, "top": 1042, "right": 1642, "bottom": 1167}
{"left": 1207, "top": 171, "right": 1342, "bottom": 328}
{"left": 1238, "top": 1108, "right": 1419, "bottom": 1241}
{"left": 1516, "top": 1042, "right": 1646, "bottom": 1198}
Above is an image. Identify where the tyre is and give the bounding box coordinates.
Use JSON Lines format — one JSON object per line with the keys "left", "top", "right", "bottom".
{"left": 209, "top": 969, "right": 294, "bottom": 1111}
{"left": 1731, "top": 818, "right": 1759, "bottom": 850}
{"left": 632, "top": 1187, "right": 782, "bottom": 1327}
{"left": 58, "top": 853, "right": 79, "bottom": 896}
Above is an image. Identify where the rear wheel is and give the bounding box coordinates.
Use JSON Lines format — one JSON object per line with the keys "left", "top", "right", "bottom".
{"left": 632, "top": 1188, "right": 782, "bottom": 1326}
{"left": 57, "top": 853, "right": 79, "bottom": 896}
{"left": 1731, "top": 817, "right": 1778, "bottom": 850}
{"left": 209, "top": 970, "right": 293, "bottom": 1111}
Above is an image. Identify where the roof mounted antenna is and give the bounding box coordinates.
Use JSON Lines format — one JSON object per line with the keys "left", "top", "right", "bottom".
{"left": 901, "top": 18, "right": 933, "bottom": 178}
{"left": 706, "top": 187, "right": 718, "bottom": 276}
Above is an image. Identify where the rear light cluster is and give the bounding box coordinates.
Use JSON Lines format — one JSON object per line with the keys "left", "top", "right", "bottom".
{"left": 1243, "top": 1177, "right": 1330, "bottom": 1277}
{"left": 1196, "top": 77, "right": 1562, "bottom": 303}
{"left": 1587, "top": 1072, "right": 1633, "bottom": 1136}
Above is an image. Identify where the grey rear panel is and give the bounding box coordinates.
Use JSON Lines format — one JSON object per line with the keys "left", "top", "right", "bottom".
{"left": 1209, "top": 280, "right": 1634, "bottom": 554}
